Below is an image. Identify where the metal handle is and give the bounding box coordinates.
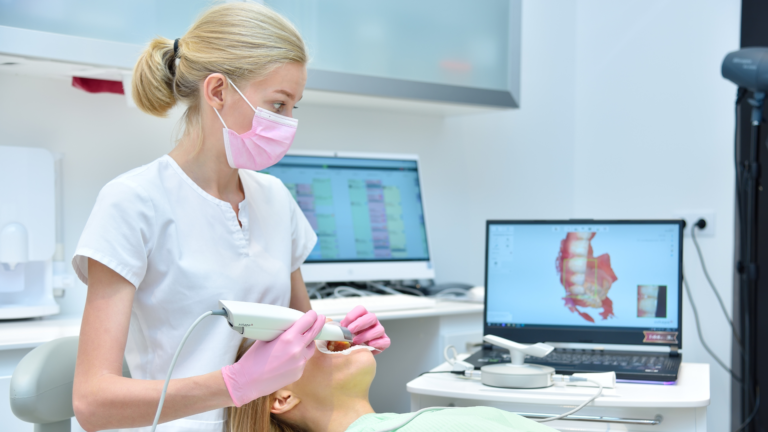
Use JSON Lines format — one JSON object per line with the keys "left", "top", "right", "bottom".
{"left": 517, "top": 413, "right": 663, "bottom": 425}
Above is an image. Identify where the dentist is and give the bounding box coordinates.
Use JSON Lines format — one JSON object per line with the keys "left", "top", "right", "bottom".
{"left": 71, "top": 3, "right": 390, "bottom": 432}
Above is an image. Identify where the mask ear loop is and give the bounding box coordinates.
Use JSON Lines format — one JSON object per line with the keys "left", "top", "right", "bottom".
{"left": 212, "top": 107, "right": 228, "bottom": 129}
{"left": 227, "top": 78, "right": 258, "bottom": 113}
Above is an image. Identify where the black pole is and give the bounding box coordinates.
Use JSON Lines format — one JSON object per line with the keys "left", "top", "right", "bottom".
{"left": 742, "top": 91, "right": 763, "bottom": 430}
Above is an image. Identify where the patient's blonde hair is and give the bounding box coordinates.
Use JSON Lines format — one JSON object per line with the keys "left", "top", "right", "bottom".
{"left": 225, "top": 339, "right": 304, "bottom": 432}
{"left": 132, "top": 2, "right": 306, "bottom": 131}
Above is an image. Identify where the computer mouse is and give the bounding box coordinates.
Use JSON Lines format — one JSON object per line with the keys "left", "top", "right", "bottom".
{"left": 467, "top": 286, "right": 485, "bottom": 303}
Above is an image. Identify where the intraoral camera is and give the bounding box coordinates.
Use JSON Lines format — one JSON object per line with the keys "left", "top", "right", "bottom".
{"left": 218, "top": 300, "right": 353, "bottom": 342}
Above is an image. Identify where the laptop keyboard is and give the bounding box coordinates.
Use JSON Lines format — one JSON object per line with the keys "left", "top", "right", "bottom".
{"left": 465, "top": 348, "right": 681, "bottom": 381}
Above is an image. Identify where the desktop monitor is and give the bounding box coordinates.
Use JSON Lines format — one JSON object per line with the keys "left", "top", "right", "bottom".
{"left": 484, "top": 220, "right": 684, "bottom": 347}
{"left": 262, "top": 151, "right": 434, "bottom": 282}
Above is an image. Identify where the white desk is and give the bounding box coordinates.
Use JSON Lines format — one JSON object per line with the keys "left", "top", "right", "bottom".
{"left": 408, "top": 358, "right": 709, "bottom": 431}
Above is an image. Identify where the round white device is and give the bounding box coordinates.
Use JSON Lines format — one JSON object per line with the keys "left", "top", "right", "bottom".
{"left": 481, "top": 363, "right": 555, "bottom": 389}
{"left": 480, "top": 335, "right": 557, "bottom": 389}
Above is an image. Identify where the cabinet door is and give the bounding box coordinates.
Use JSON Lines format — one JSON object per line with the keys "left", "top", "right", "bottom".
{"left": 0, "top": 0, "right": 208, "bottom": 45}
{"left": 267, "top": 0, "right": 514, "bottom": 92}
{"left": 0, "top": 0, "right": 520, "bottom": 108}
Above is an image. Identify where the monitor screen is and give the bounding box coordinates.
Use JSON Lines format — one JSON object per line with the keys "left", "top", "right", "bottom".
{"left": 263, "top": 154, "right": 430, "bottom": 263}
{"left": 484, "top": 220, "right": 683, "bottom": 347}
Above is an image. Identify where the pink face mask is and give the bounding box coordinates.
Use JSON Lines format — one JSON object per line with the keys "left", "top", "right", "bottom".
{"left": 213, "top": 79, "right": 298, "bottom": 171}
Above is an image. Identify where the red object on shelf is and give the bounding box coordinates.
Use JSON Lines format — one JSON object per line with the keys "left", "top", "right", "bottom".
{"left": 72, "top": 77, "right": 124, "bottom": 95}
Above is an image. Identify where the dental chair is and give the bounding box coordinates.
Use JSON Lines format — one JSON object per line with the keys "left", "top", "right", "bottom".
{"left": 9, "top": 336, "right": 131, "bottom": 432}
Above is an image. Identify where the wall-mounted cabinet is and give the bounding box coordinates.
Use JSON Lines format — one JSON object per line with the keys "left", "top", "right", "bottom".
{"left": 0, "top": 0, "right": 521, "bottom": 112}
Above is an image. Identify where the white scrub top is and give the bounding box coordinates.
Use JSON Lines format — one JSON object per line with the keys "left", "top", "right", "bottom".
{"left": 73, "top": 155, "right": 316, "bottom": 432}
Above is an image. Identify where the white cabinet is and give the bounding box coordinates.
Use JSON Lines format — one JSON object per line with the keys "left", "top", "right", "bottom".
{"left": 0, "top": 1, "right": 520, "bottom": 109}
{"left": 267, "top": 0, "right": 520, "bottom": 107}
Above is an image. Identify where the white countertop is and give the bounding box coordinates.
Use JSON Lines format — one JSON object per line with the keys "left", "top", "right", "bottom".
{"left": 0, "top": 300, "right": 482, "bottom": 351}
{"left": 407, "top": 356, "right": 710, "bottom": 409}
{"left": 0, "top": 314, "right": 81, "bottom": 351}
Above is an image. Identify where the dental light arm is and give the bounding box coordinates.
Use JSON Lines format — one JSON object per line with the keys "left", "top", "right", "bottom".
{"left": 150, "top": 301, "right": 352, "bottom": 432}
{"left": 483, "top": 334, "right": 554, "bottom": 365}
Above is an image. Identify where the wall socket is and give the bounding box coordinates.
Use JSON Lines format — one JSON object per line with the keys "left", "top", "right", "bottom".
{"left": 674, "top": 210, "right": 717, "bottom": 237}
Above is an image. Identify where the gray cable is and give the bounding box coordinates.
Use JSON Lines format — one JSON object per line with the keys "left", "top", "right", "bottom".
{"left": 434, "top": 288, "right": 471, "bottom": 299}
{"left": 373, "top": 378, "right": 602, "bottom": 430}
{"left": 683, "top": 276, "right": 742, "bottom": 382}
{"left": 691, "top": 227, "right": 737, "bottom": 328}
{"left": 534, "top": 378, "right": 602, "bottom": 423}
{"left": 333, "top": 286, "right": 379, "bottom": 298}
{"left": 150, "top": 310, "right": 226, "bottom": 432}
{"left": 367, "top": 282, "right": 403, "bottom": 296}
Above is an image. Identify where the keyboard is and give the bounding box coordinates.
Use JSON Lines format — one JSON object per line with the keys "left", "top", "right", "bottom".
{"left": 464, "top": 347, "right": 682, "bottom": 382}
{"left": 311, "top": 295, "right": 437, "bottom": 316}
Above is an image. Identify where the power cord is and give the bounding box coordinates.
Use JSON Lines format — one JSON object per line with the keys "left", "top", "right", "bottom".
{"left": 150, "top": 309, "right": 228, "bottom": 432}
{"left": 683, "top": 274, "right": 741, "bottom": 382}
{"left": 413, "top": 370, "right": 603, "bottom": 424}
{"left": 535, "top": 377, "right": 602, "bottom": 423}
{"left": 733, "top": 386, "right": 760, "bottom": 432}
{"left": 691, "top": 222, "right": 743, "bottom": 348}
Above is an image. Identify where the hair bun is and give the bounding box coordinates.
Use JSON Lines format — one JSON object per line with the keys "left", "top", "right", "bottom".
{"left": 132, "top": 37, "right": 177, "bottom": 117}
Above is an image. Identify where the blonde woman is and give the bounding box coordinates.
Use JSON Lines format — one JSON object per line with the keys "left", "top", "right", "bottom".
{"left": 71, "top": 3, "right": 390, "bottom": 431}
{"left": 227, "top": 336, "right": 556, "bottom": 432}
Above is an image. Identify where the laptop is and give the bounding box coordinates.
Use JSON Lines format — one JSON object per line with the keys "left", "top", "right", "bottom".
{"left": 464, "top": 220, "right": 684, "bottom": 383}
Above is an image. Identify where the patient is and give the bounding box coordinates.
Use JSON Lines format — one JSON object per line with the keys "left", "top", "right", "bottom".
{"left": 225, "top": 331, "right": 556, "bottom": 432}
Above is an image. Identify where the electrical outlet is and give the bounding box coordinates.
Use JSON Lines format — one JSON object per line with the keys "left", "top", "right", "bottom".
{"left": 673, "top": 210, "right": 717, "bottom": 237}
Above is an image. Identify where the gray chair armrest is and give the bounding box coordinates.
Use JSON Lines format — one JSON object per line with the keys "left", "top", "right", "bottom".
{"left": 10, "top": 336, "right": 79, "bottom": 424}
{"left": 9, "top": 336, "right": 132, "bottom": 425}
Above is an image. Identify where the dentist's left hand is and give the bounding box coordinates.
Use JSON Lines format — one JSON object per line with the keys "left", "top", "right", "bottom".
{"left": 221, "top": 310, "right": 326, "bottom": 407}
{"left": 341, "top": 305, "right": 391, "bottom": 354}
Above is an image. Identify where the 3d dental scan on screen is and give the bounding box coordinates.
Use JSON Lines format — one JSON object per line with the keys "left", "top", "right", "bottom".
{"left": 465, "top": 220, "right": 685, "bottom": 383}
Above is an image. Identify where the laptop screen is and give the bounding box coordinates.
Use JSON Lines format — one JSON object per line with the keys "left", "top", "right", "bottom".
{"left": 484, "top": 220, "right": 683, "bottom": 347}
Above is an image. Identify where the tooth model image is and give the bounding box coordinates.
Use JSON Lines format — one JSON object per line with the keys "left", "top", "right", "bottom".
{"left": 555, "top": 232, "right": 618, "bottom": 323}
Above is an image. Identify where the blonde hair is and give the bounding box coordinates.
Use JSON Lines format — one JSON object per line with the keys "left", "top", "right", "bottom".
{"left": 225, "top": 339, "right": 305, "bottom": 432}
{"left": 132, "top": 2, "right": 306, "bottom": 130}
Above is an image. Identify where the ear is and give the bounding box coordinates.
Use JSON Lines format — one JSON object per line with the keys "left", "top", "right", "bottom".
{"left": 270, "top": 389, "right": 301, "bottom": 415}
{"left": 202, "top": 73, "right": 228, "bottom": 111}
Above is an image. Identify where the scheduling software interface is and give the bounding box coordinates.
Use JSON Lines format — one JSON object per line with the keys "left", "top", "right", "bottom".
{"left": 486, "top": 222, "right": 681, "bottom": 332}
{"left": 263, "top": 155, "right": 429, "bottom": 262}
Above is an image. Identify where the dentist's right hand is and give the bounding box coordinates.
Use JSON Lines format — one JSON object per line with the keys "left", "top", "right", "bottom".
{"left": 221, "top": 310, "right": 326, "bottom": 407}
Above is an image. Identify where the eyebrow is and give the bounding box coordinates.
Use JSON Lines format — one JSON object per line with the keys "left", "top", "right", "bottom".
{"left": 275, "top": 89, "right": 302, "bottom": 102}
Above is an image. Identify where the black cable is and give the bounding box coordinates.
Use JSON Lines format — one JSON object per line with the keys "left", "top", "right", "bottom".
{"left": 734, "top": 387, "right": 760, "bottom": 432}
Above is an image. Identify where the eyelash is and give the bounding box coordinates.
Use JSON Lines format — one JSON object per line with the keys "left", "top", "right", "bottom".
{"left": 272, "top": 102, "right": 298, "bottom": 112}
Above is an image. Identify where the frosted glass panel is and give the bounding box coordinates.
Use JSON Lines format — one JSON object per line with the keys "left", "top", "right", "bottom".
{"left": 0, "top": 0, "right": 212, "bottom": 45}
{"left": 266, "top": 0, "right": 512, "bottom": 91}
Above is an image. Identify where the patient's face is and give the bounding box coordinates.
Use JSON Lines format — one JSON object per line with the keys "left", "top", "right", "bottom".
{"left": 286, "top": 341, "right": 377, "bottom": 401}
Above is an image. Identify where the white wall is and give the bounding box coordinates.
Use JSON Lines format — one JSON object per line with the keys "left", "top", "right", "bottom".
{"left": 572, "top": 2, "right": 741, "bottom": 431}
{"left": 0, "top": 0, "right": 740, "bottom": 429}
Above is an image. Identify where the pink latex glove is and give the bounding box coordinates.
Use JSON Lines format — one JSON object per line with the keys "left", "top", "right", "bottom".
{"left": 340, "top": 305, "right": 391, "bottom": 354}
{"left": 221, "top": 310, "right": 326, "bottom": 407}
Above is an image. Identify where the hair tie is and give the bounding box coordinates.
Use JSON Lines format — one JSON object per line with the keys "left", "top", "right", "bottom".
{"left": 173, "top": 38, "right": 180, "bottom": 58}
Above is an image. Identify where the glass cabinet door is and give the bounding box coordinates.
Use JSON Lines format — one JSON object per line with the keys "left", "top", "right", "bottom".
{"left": 0, "top": 0, "right": 519, "bottom": 107}
{"left": 266, "top": 0, "right": 513, "bottom": 92}
{"left": 0, "top": 0, "right": 210, "bottom": 45}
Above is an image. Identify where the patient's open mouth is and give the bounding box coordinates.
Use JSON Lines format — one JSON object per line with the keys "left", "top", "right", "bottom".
{"left": 326, "top": 341, "right": 352, "bottom": 352}
{"left": 317, "top": 340, "right": 377, "bottom": 355}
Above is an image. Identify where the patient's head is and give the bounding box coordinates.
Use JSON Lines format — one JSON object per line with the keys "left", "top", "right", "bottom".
{"left": 226, "top": 335, "right": 377, "bottom": 432}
